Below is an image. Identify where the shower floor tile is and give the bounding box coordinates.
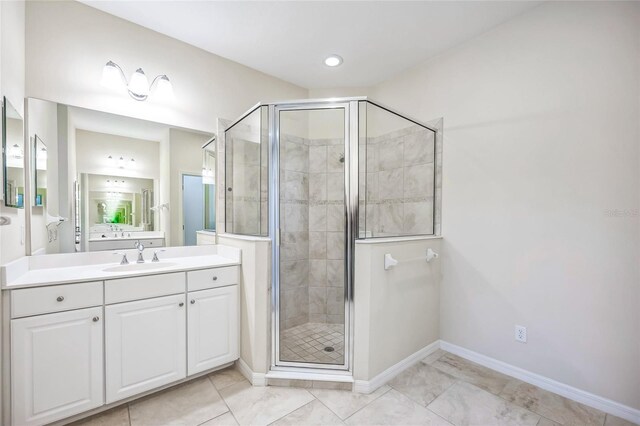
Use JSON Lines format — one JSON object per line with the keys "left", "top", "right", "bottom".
{"left": 280, "top": 323, "right": 345, "bottom": 365}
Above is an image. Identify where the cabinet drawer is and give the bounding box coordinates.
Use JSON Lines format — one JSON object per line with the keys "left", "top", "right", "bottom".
{"left": 11, "top": 281, "right": 103, "bottom": 318}
{"left": 105, "top": 272, "right": 185, "bottom": 304}
{"left": 187, "top": 266, "right": 239, "bottom": 291}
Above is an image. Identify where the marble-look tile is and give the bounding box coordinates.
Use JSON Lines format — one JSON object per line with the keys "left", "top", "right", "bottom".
{"left": 379, "top": 203, "right": 404, "bottom": 235}
{"left": 283, "top": 171, "right": 308, "bottom": 201}
{"left": 537, "top": 417, "right": 561, "bottom": 426}
{"left": 326, "top": 204, "right": 345, "bottom": 231}
{"left": 327, "top": 313, "right": 345, "bottom": 324}
{"left": 327, "top": 173, "right": 345, "bottom": 201}
{"left": 432, "top": 353, "right": 511, "bottom": 395}
{"left": 309, "top": 232, "right": 327, "bottom": 259}
{"left": 310, "top": 385, "right": 390, "bottom": 420}
{"left": 404, "top": 163, "right": 434, "bottom": 198}
{"left": 309, "top": 260, "right": 327, "bottom": 286}
{"left": 284, "top": 141, "right": 309, "bottom": 173}
{"left": 389, "top": 362, "right": 457, "bottom": 407}
{"left": 366, "top": 144, "right": 379, "bottom": 173}
{"left": 200, "top": 412, "right": 238, "bottom": 426}
{"left": 327, "top": 260, "right": 345, "bottom": 286}
{"left": 327, "top": 287, "right": 344, "bottom": 315}
{"left": 209, "top": 367, "right": 247, "bottom": 391}
{"left": 281, "top": 232, "right": 309, "bottom": 261}
{"left": 283, "top": 287, "right": 309, "bottom": 319}
{"left": 309, "top": 146, "right": 327, "bottom": 172}
{"left": 219, "top": 380, "right": 314, "bottom": 426}
{"left": 421, "top": 349, "right": 446, "bottom": 365}
{"left": 71, "top": 405, "right": 130, "bottom": 426}
{"left": 346, "top": 389, "right": 452, "bottom": 426}
{"left": 283, "top": 204, "right": 308, "bottom": 232}
{"left": 404, "top": 201, "right": 434, "bottom": 235}
{"left": 309, "top": 205, "right": 327, "bottom": 232}
{"left": 499, "top": 380, "right": 607, "bottom": 426}
{"left": 327, "top": 145, "right": 345, "bottom": 173}
{"left": 268, "top": 379, "right": 313, "bottom": 389}
{"left": 379, "top": 138, "right": 404, "bottom": 170}
{"left": 378, "top": 169, "right": 404, "bottom": 200}
{"left": 281, "top": 260, "right": 309, "bottom": 289}
{"left": 366, "top": 172, "right": 379, "bottom": 201}
{"left": 604, "top": 414, "right": 638, "bottom": 426}
{"left": 428, "top": 381, "right": 540, "bottom": 426}
{"left": 326, "top": 231, "right": 345, "bottom": 260}
{"left": 312, "top": 381, "right": 352, "bottom": 390}
{"left": 404, "top": 131, "right": 435, "bottom": 166}
{"left": 273, "top": 400, "right": 344, "bottom": 425}
{"left": 309, "top": 173, "right": 327, "bottom": 201}
{"left": 129, "top": 377, "right": 228, "bottom": 426}
{"left": 309, "top": 287, "right": 327, "bottom": 314}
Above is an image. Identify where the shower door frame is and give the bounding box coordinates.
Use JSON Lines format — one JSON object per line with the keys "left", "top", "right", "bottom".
{"left": 270, "top": 99, "right": 359, "bottom": 373}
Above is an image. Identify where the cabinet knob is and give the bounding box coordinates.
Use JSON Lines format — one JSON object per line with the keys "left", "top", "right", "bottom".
{"left": 92, "top": 316, "right": 99, "bottom": 322}
{"left": 212, "top": 276, "right": 218, "bottom": 281}
{"left": 190, "top": 300, "right": 195, "bottom": 304}
{"left": 56, "top": 296, "right": 64, "bottom": 302}
{"left": 179, "top": 302, "right": 184, "bottom": 307}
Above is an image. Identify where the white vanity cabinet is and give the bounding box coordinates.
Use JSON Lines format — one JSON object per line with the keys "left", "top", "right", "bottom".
{"left": 11, "top": 307, "right": 104, "bottom": 426}
{"left": 6, "top": 261, "right": 240, "bottom": 426}
{"left": 188, "top": 285, "right": 239, "bottom": 375}
{"left": 105, "top": 293, "right": 187, "bottom": 403}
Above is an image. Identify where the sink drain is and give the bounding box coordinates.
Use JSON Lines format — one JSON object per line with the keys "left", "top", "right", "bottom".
{"left": 324, "top": 346, "right": 335, "bottom": 352}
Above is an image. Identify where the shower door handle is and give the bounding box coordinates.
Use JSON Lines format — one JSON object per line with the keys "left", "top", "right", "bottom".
{"left": 276, "top": 228, "right": 281, "bottom": 246}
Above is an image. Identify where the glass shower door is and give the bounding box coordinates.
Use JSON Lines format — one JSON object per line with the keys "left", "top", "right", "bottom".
{"left": 274, "top": 104, "right": 349, "bottom": 369}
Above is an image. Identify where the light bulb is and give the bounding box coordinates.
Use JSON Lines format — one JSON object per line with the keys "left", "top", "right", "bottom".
{"left": 155, "top": 75, "right": 174, "bottom": 101}
{"left": 101, "top": 61, "right": 123, "bottom": 90}
{"left": 324, "top": 55, "right": 343, "bottom": 67}
{"left": 128, "top": 68, "right": 149, "bottom": 97}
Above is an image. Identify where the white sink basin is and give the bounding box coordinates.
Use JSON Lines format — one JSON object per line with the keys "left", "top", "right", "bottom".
{"left": 102, "top": 262, "right": 178, "bottom": 273}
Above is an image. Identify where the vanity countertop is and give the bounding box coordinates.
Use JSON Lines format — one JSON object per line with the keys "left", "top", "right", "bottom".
{"left": 1, "top": 245, "right": 241, "bottom": 289}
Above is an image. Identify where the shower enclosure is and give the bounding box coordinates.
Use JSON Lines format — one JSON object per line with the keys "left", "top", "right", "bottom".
{"left": 224, "top": 97, "right": 440, "bottom": 374}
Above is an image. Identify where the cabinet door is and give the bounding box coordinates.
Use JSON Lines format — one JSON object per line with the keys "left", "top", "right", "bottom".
{"left": 12, "top": 307, "right": 104, "bottom": 426}
{"left": 187, "top": 285, "right": 239, "bottom": 375}
{"left": 105, "top": 294, "right": 186, "bottom": 403}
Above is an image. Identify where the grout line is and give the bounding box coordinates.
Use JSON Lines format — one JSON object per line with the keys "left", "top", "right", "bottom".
{"left": 126, "top": 404, "right": 132, "bottom": 426}
{"left": 341, "top": 385, "right": 392, "bottom": 422}
{"left": 426, "top": 407, "right": 455, "bottom": 426}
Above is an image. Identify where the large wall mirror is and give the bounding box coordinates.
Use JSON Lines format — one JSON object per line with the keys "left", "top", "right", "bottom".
{"left": 25, "top": 98, "right": 215, "bottom": 255}
{"left": 2, "top": 97, "right": 25, "bottom": 208}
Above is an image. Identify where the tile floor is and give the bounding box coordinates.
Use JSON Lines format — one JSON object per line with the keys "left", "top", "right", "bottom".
{"left": 71, "top": 350, "right": 637, "bottom": 426}
{"left": 280, "top": 322, "right": 344, "bottom": 365}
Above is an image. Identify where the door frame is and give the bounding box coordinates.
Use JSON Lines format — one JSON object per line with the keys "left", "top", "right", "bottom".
{"left": 181, "top": 172, "right": 204, "bottom": 246}
{"left": 269, "top": 101, "right": 357, "bottom": 373}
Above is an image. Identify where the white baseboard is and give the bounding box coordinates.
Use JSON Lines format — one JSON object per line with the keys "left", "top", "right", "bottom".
{"left": 237, "top": 358, "right": 266, "bottom": 386}
{"left": 440, "top": 341, "right": 640, "bottom": 425}
{"left": 353, "top": 340, "right": 440, "bottom": 394}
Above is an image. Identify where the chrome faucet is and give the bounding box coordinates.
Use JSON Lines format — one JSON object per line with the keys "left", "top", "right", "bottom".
{"left": 134, "top": 241, "right": 145, "bottom": 263}
{"left": 152, "top": 249, "right": 166, "bottom": 262}
{"left": 114, "top": 252, "right": 129, "bottom": 265}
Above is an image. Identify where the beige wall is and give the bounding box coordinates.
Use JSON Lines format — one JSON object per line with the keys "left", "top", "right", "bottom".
{"left": 370, "top": 1, "right": 640, "bottom": 409}
{"left": 354, "top": 239, "right": 441, "bottom": 381}
{"left": 25, "top": 0, "right": 307, "bottom": 134}
{"left": 169, "top": 128, "right": 210, "bottom": 246}
{"left": 217, "top": 235, "right": 271, "bottom": 379}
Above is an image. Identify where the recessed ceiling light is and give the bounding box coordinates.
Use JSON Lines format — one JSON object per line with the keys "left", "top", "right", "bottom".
{"left": 324, "top": 54, "right": 343, "bottom": 67}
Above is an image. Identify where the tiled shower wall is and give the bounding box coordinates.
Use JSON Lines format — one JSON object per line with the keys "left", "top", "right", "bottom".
{"left": 280, "top": 136, "right": 346, "bottom": 329}
{"left": 363, "top": 125, "right": 436, "bottom": 237}
{"left": 280, "top": 134, "right": 310, "bottom": 329}
{"left": 308, "top": 138, "right": 345, "bottom": 326}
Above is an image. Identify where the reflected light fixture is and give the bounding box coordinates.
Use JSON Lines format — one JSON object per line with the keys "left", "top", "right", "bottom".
{"left": 101, "top": 60, "right": 174, "bottom": 101}
{"left": 324, "top": 54, "right": 343, "bottom": 67}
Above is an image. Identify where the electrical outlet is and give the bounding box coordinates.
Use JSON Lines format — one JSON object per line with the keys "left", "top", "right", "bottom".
{"left": 515, "top": 325, "right": 527, "bottom": 343}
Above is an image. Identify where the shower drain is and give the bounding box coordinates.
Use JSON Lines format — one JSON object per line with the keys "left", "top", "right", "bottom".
{"left": 324, "top": 346, "right": 335, "bottom": 352}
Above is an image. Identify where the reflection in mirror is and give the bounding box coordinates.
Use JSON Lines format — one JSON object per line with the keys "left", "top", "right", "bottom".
{"left": 202, "top": 137, "right": 216, "bottom": 231}
{"left": 25, "top": 98, "right": 215, "bottom": 254}
{"left": 34, "top": 135, "right": 47, "bottom": 207}
{"left": 80, "top": 173, "right": 160, "bottom": 252}
{"left": 3, "top": 97, "right": 25, "bottom": 208}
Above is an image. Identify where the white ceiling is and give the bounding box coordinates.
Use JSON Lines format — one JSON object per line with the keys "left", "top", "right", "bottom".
{"left": 80, "top": 1, "right": 541, "bottom": 89}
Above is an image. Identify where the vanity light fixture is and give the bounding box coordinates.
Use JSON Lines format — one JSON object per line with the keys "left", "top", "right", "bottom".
{"left": 324, "top": 54, "right": 343, "bottom": 67}
{"left": 101, "top": 60, "right": 174, "bottom": 102}
{"left": 10, "top": 144, "right": 23, "bottom": 159}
